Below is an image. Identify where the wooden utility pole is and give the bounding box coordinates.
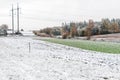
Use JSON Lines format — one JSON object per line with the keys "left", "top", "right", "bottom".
{"left": 17, "top": 3, "right": 20, "bottom": 33}
{"left": 11, "top": 4, "right": 14, "bottom": 34}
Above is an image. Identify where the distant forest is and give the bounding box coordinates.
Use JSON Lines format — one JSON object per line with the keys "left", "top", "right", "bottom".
{"left": 33, "top": 18, "right": 120, "bottom": 39}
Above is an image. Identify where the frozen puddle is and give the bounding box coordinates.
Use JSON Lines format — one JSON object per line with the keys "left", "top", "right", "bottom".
{"left": 0, "top": 36, "right": 120, "bottom": 80}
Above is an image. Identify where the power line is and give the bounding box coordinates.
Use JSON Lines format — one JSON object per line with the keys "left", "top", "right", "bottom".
{"left": 21, "top": 15, "right": 70, "bottom": 22}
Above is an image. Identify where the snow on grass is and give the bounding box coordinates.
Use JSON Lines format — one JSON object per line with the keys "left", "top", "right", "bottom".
{"left": 0, "top": 36, "right": 120, "bottom": 80}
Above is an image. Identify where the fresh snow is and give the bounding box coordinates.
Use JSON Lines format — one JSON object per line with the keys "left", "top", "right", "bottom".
{"left": 0, "top": 36, "right": 120, "bottom": 80}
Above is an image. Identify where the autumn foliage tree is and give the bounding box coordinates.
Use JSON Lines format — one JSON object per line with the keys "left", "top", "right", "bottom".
{"left": 111, "top": 20, "right": 119, "bottom": 33}
{"left": 86, "top": 20, "right": 94, "bottom": 40}
{"left": 61, "top": 23, "right": 70, "bottom": 39}
{"left": 70, "top": 22, "right": 77, "bottom": 38}
{"left": 100, "top": 19, "right": 110, "bottom": 34}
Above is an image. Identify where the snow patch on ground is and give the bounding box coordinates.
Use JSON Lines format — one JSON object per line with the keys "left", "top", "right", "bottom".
{"left": 0, "top": 36, "right": 120, "bottom": 80}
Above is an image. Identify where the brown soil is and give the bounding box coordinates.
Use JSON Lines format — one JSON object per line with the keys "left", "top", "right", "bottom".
{"left": 91, "top": 33, "right": 120, "bottom": 42}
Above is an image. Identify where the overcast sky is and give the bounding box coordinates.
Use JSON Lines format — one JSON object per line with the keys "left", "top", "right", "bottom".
{"left": 0, "top": 0, "right": 120, "bottom": 30}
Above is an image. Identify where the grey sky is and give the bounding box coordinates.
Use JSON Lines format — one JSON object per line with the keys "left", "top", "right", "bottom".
{"left": 0, "top": 0, "right": 120, "bottom": 30}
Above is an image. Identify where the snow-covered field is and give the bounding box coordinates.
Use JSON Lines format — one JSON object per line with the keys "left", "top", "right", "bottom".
{"left": 0, "top": 36, "right": 120, "bottom": 80}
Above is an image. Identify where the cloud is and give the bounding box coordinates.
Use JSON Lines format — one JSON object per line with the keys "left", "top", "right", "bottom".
{"left": 0, "top": 0, "right": 120, "bottom": 30}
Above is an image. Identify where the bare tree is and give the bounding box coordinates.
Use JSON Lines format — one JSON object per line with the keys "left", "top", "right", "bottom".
{"left": 0, "top": 24, "right": 8, "bottom": 30}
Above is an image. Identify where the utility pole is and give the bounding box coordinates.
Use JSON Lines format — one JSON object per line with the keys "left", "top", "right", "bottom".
{"left": 11, "top": 3, "right": 21, "bottom": 34}
{"left": 11, "top": 4, "right": 14, "bottom": 34}
{"left": 17, "top": 3, "right": 20, "bottom": 33}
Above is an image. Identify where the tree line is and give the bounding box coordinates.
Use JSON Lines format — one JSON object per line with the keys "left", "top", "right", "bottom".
{"left": 33, "top": 18, "right": 120, "bottom": 39}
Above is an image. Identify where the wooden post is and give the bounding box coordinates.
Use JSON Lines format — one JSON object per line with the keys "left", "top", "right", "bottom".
{"left": 29, "top": 42, "right": 31, "bottom": 53}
